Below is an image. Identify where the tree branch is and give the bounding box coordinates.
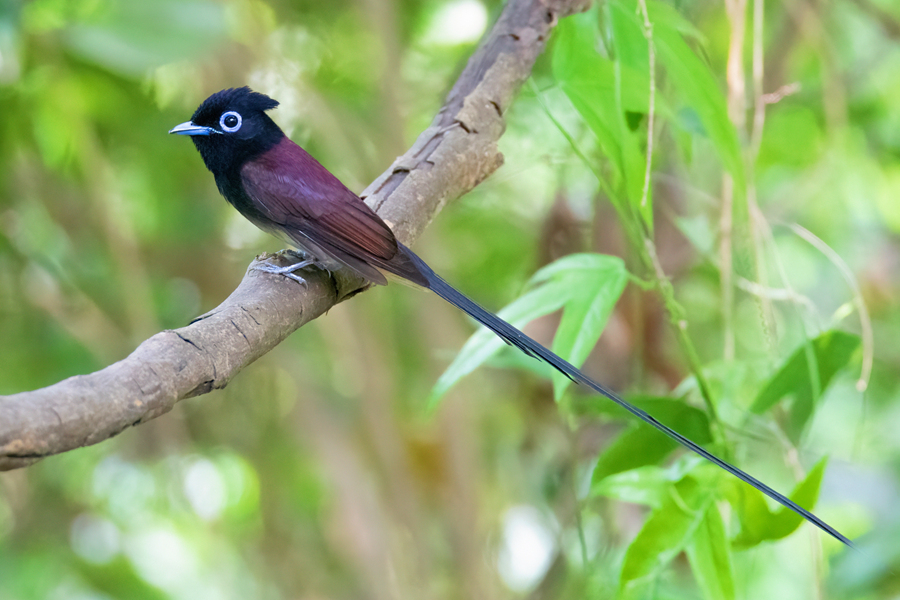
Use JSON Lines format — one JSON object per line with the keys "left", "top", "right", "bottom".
{"left": 0, "top": 0, "right": 591, "bottom": 471}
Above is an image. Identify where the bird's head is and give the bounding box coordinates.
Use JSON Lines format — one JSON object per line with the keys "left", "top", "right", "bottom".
{"left": 170, "top": 86, "right": 284, "bottom": 175}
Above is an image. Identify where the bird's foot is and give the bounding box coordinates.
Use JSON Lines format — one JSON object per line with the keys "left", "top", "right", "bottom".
{"left": 280, "top": 249, "right": 309, "bottom": 263}
{"left": 252, "top": 250, "right": 319, "bottom": 286}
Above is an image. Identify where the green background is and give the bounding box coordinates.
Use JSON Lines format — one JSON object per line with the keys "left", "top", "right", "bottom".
{"left": 0, "top": 0, "right": 898, "bottom": 597}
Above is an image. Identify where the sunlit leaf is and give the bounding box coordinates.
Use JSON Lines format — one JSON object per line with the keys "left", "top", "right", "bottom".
{"left": 592, "top": 465, "right": 672, "bottom": 509}
{"left": 686, "top": 504, "right": 735, "bottom": 600}
{"left": 591, "top": 455, "right": 708, "bottom": 509}
{"left": 619, "top": 476, "right": 716, "bottom": 599}
{"left": 630, "top": 0, "right": 745, "bottom": 189}
{"left": 751, "top": 331, "right": 859, "bottom": 441}
{"left": 585, "top": 396, "right": 712, "bottom": 484}
{"left": 426, "top": 281, "right": 567, "bottom": 408}
{"left": 607, "top": 0, "right": 654, "bottom": 229}
{"left": 427, "top": 254, "right": 627, "bottom": 409}
{"left": 731, "top": 457, "right": 828, "bottom": 548}
{"left": 552, "top": 10, "right": 649, "bottom": 224}
{"left": 537, "top": 254, "right": 629, "bottom": 400}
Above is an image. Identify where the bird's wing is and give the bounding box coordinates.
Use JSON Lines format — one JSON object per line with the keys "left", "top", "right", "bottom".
{"left": 240, "top": 139, "right": 427, "bottom": 286}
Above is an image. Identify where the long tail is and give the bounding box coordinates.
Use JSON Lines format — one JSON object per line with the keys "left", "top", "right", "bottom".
{"left": 400, "top": 245, "right": 852, "bottom": 547}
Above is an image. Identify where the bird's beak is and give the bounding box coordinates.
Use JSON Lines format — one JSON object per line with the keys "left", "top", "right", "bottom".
{"left": 169, "top": 121, "right": 219, "bottom": 136}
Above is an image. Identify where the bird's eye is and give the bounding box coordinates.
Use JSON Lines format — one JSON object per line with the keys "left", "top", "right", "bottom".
{"left": 220, "top": 111, "right": 242, "bottom": 133}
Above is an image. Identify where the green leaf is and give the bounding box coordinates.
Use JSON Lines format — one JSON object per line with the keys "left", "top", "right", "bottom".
{"left": 592, "top": 425, "right": 679, "bottom": 486}
{"left": 686, "top": 504, "right": 735, "bottom": 600}
{"left": 607, "top": 0, "right": 654, "bottom": 229}
{"left": 630, "top": 0, "right": 745, "bottom": 189}
{"left": 427, "top": 254, "right": 628, "bottom": 409}
{"left": 585, "top": 396, "right": 712, "bottom": 484}
{"left": 552, "top": 10, "right": 650, "bottom": 225}
{"left": 591, "top": 456, "right": 707, "bottom": 509}
{"left": 639, "top": 0, "right": 706, "bottom": 42}
{"left": 607, "top": 1, "right": 649, "bottom": 74}
{"left": 426, "top": 282, "right": 567, "bottom": 408}
{"left": 539, "top": 255, "right": 630, "bottom": 400}
{"left": 731, "top": 457, "right": 828, "bottom": 548}
{"left": 751, "top": 330, "right": 859, "bottom": 441}
{"left": 618, "top": 476, "right": 716, "bottom": 599}
{"left": 591, "top": 465, "right": 672, "bottom": 509}
{"left": 553, "top": 0, "right": 741, "bottom": 235}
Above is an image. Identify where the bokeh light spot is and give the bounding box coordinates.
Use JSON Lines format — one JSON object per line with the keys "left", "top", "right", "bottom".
{"left": 423, "top": 0, "right": 488, "bottom": 46}
{"left": 125, "top": 528, "right": 196, "bottom": 591}
{"left": 497, "top": 505, "right": 557, "bottom": 592}
{"left": 70, "top": 513, "right": 121, "bottom": 565}
{"left": 184, "top": 458, "right": 227, "bottom": 521}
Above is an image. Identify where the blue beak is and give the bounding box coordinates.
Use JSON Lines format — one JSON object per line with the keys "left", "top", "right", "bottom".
{"left": 169, "top": 121, "right": 219, "bottom": 136}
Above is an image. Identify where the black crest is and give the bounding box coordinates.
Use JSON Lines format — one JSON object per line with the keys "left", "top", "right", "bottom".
{"left": 191, "top": 87, "right": 279, "bottom": 127}
{"left": 185, "top": 87, "right": 286, "bottom": 180}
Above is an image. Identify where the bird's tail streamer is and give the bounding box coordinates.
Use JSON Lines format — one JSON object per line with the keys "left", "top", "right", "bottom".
{"left": 400, "top": 244, "right": 852, "bottom": 547}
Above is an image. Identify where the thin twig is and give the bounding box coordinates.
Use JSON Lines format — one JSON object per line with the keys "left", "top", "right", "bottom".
{"left": 635, "top": 0, "right": 655, "bottom": 210}
{"left": 789, "top": 224, "right": 873, "bottom": 392}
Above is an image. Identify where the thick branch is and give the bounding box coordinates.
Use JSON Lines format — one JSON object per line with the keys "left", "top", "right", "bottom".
{"left": 0, "top": 0, "right": 591, "bottom": 471}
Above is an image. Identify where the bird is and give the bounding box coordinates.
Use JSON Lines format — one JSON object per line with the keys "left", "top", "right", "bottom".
{"left": 170, "top": 86, "right": 852, "bottom": 547}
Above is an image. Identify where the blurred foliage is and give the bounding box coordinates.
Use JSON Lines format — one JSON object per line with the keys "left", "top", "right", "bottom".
{"left": 1, "top": 0, "right": 900, "bottom": 598}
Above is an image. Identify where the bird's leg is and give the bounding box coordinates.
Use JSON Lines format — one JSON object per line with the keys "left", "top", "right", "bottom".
{"left": 251, "top": 249, "right": 320, "bottom": 285}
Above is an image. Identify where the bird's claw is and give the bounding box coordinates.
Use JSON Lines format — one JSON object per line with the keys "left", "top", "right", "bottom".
{"left": 251, "top": 255, "right": 317, "bottom": 287}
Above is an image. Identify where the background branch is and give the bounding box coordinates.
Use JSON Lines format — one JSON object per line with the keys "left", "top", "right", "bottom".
{"left": 0, "top": 0, "right": 591, "bottom": 471}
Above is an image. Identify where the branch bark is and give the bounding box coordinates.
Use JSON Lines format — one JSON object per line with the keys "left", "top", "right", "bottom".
{"left": 0, "top": 0, "right": 591, "bottom": 471}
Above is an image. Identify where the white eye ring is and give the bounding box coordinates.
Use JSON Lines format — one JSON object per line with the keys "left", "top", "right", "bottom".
{"left": 220, "top": 111, "right": 242, "bottom": 132}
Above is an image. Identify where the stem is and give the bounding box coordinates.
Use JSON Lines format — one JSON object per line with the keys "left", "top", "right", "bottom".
{"left": 641, "top": 238, "right": 725, "bottom": 448}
